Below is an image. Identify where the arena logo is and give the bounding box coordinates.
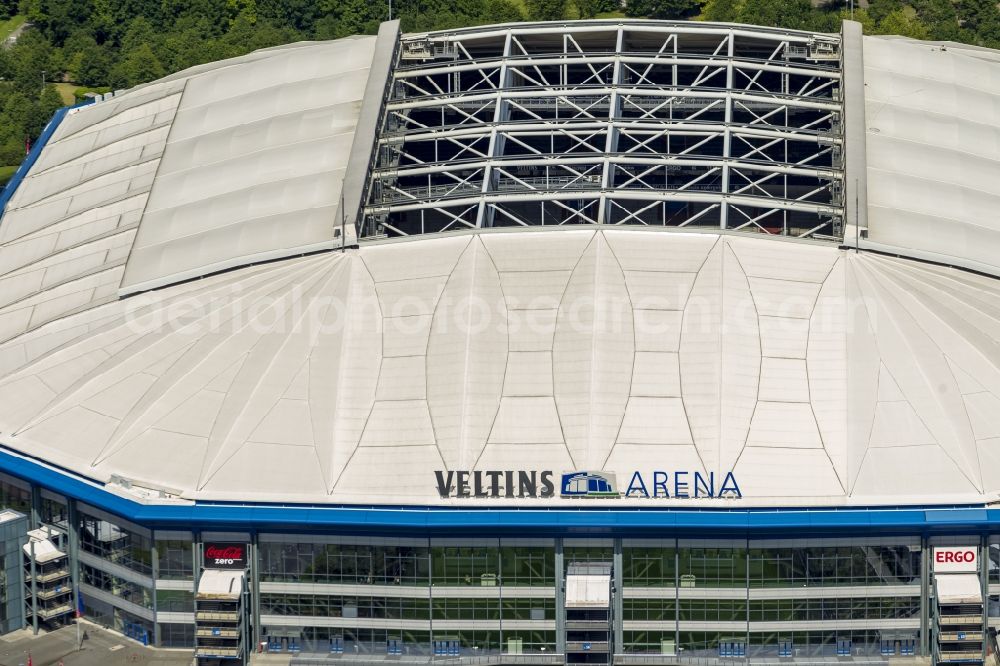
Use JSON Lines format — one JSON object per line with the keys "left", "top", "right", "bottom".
{"left": 435, "top": 470, "right": 742, "bottom": 499}
{"left": 561, "top": 471, "right": 619, "bottom": 497}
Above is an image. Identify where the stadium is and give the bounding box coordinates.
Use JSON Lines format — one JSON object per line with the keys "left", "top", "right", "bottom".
{"left": 0, "top": 14, "right": 997, "bottom": 666}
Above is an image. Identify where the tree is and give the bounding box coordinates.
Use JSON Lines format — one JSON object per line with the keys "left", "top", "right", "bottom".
{"left": 700, "top": 0, "right": 741, "bottom": 22}
{"left": 9, "top": 32, "right": 55, "bottom": 95}
{"left": 865, "top": 0, "right": 904, "bottom": 24}
{"left": 576, "top": 0, "right": 617, "bottom": 19}
{"left": 315, "top": 0, "right": 382, "bottom": 38}
{"left": 526, "top": 0, "right": 567, "bottom": 20}
{"left": 113, "top": 42, "right": 165, "bottom": 88}
{"left": 76, "top": 43, "right": 113, "bottom": 86}
{"left": 878, "top": 7, "right": 931, "bottom": 38}
{"left": 735, "top": 0, "right": 818, "bottom": 30}
{"left": 0, "top": 91, "right": 50, "bottom": 149}
{"left": 40, "top": 85, "right": 63, "bottom": 115}
{"left": 958, "top": 0, "right": 1000, "bottom": 46}
{"left": 625, "top": 0, "right": 697, "bottom": 18}
{"left": 120, "top": 16, "right": 158, "bottom": 54}
{"left": 483, "top": 0, "right": 525, "bottom": 23}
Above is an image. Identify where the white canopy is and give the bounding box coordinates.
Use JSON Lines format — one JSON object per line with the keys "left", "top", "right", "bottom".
{"left": 197, "top": 569, "right": 244, "bottom": 600}
{"left": 937, "top": 574, "right": 983, "bottom": 604}
{"left": 566, "top": 574, "right": 611, "bottom": 608}
{"left": 23, "top": 538, "right": 65, "bottom": 564}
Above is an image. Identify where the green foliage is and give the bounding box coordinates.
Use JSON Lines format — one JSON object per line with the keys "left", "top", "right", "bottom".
{"left": 112, "top": 42, "right": 165, "bottom": 87}
{"left": 957, "top": 0, "right": 1000, "bottom": 46}
{"left": 576, "top": 0, "right": 618, "bottom": 18}
{"left": 878, "top": 6, "right": 931, "bottom": 38}
{"left": 700, "top": 0, "right": 739, "bottom": 22}
{"left": 526, "top": 0, "right": 567, "bottom": 20}
{"left": 0, "top": 165, "right": 18, "bottom": 187}
{"left": 626, "top": 0, "right": 697, "bottom": 19}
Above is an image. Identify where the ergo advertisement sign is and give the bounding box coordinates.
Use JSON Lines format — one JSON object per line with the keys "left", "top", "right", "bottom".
{"left": 933, "top": 546, "right": 978, "bottom": 573}
{"left": 203, "top": 542, "right": 247, "bottom": 570}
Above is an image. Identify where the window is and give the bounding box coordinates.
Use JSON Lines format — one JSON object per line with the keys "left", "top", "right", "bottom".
{"left": 158, "top": 623, "right": 194, "bottom": 648}
{"left": 499, "top": 545, "right": 554, "bottom": 587}
{"left": 79, "top": 512, "right": 152, "bottom": 576}
{"left": 156, "top": 539, "right": 193, "bottom": 580}
{"left": 747, "top": 544, "right": 921, "bottom": 587}
{"left": 624, "top": 547, "right": 676, "bottom": 587}
{"left": 431, "top": 546, "right": 498, "bottom": 586}
{"left": 81, "top": 564, "right": 152, "bottom": 609}
{"left": 0, "top": 477, "right": 29, "bottom": 516}
{"left": 258, "top": 541, "right": 430, "bottom": 585}
{"left": 155, "top": 589, "right": 194, "bottom": 613}
{"left": 678, "top": 546, "right": 746, "bottom": 587}
{"left": 623, "top": 599, "right": 675, "bottom": 622}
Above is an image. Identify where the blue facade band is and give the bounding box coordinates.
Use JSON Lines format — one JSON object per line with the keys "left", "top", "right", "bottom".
{"left": 0, "top": 448, "right": 995, "bottom": 536}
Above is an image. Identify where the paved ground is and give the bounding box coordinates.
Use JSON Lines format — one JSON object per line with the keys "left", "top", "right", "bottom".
{"left": 0, "top": 625, "right": 192, "bottom": 666}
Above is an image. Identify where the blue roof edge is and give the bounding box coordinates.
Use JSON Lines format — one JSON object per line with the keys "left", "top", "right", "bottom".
{"left": 1, "top": 448, "right": 997, "bottom": 536}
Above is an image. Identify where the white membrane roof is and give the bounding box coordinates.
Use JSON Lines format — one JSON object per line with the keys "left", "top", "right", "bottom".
{"left": 0, "top": 34, "right": 382, "bottom": 347}
{"left": 0, "top": 24, "right": 999, "bottom": 509}
{"left": 120, "top": 36, "right": 377, "bottom": 294}
{"left": 862, "top": 35, "right": 1000, "bottom": 275}
{"left": 0, "top": 228, "right": 996, "bottom": 507}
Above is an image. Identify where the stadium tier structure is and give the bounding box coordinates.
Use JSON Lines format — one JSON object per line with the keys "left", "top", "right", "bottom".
{"left": 0, "top": 17, "right": 999, "bottom": 664}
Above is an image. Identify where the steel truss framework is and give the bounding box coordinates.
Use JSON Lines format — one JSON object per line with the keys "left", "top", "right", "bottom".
{"left": 361, "top": 21, "right": 845, "bottom": 240}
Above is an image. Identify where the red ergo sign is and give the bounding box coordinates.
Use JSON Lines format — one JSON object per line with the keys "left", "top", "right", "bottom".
{"left": 933, "top": 546, "right": 978, "bottom": 572}
{"left": 935, "top": 550, "right": 975, "bottom": 563}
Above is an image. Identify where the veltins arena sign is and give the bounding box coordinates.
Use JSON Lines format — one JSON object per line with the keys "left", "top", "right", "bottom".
{"left": 435, "top": 470, "right": 742, "bottom": 499}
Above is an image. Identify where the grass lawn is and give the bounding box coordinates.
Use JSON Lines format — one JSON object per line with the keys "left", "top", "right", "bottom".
{"left": 0, "top": 165, "right": 19, "bottom": 188}
{"left": 0, "top": 14, "right": 25, "bottom": 42}
{"left": 54, "top": 82, "right": 80, "bottom": 105}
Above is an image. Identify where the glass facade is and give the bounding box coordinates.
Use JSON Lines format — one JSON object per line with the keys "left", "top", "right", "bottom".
{"left": 0, "top": 470, "right": 980, "bottom": 660}
{"left": 155, "top": 537, "right": 193, "bottom": 580}
{"left": 79, "top": 509, "right": 153, "bottom": 576}
{"left": 12, "top": 511, "right": 940, "bottom": 656}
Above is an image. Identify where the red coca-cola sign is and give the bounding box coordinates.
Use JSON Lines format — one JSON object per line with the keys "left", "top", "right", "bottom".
{"left": 203, "top": 543, "right": 246, "bottom": 569}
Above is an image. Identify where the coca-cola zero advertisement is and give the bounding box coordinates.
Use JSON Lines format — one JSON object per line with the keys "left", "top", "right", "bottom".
{"left": 203, "top": 542, "right": 246, "bottom": 570}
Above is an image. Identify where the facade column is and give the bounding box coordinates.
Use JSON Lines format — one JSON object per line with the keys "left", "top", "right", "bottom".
{"left": 674, "top": 545, "right": 680, "bottom": 653}
{"left": 555, "top": 538, "right": 565, "bottom": 656}
{"left": 67, "top": 499, "right": 81, "bottom": 624}
{"left": 151, "top": 537, "right": 160, "bottom": 647}
{"left": 28, "top": 540, "right": 37, "bottom": 635}
{"left": 29, "top": 485, "right": 40, "bottom": 530}
{"left": 919, "top": 535, "right": 929, "bottom": 657}
{"left": 982, "top": 536, "right": 989, "bottom": 662}
{"left": 193, "top": 531, "right": 203, "bottom": 576}
{"left": 249, "top": 531, "right": 261, "bottom": 655}
{"left": 613, "top": 539, "right": 623, "bottom": 655}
